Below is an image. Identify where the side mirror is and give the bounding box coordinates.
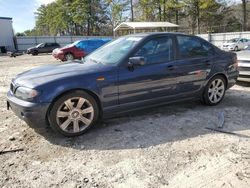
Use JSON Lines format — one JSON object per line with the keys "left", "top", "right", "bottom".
{"left": 128, "top": 56, "right": 145, "bottom": 67}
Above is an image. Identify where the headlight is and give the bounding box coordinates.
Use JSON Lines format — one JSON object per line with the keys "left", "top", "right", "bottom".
{"left": 14, "top": 87, "right": 39, "bottom": 100}
{"left": 57, "top": 50, "right": 63, "bottom": 54}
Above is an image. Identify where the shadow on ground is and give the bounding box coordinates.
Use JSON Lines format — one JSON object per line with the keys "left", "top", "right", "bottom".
{"left": 27, "top": 86, "right": 250, "bottom": 151}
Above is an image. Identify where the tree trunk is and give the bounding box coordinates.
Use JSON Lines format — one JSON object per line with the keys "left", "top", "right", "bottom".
{"left": 163, "top": 0, "right": 166, "bottom": 21}
{"left": 242, "top": 0, "right": 247, "bottom": 31}
{"left": 130, "top": 0, "right": 134, "bottom": 21}
{"left": 196, "top": 1, "right": 200, "bottom": 34}
{"left": 158, "top": 0, "right": 162, "bottom": 21}
{"left": 175, "top": 0, "right": 178, "bottom": 25}
{"left": 175, "top": 10, "right": 178, "bottom": 25}
{"left": 87, "top": 1, "right": 92, "bottom": 36}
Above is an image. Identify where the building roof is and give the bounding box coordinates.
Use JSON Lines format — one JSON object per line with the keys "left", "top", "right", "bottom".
{"left": 114, "top": 22, "right": 179, "bottom": 31}
{"left": 0, "top": 17, "right": 12, "bottom": 20}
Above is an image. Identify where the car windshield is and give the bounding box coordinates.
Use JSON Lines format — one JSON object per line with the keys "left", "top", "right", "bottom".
{"left": 82, "top": 36, "right": 143, "bottom": 65}
{"left": 227, "top": 38, "right": 239, "bottom": 43}
{"left": 36, "top": 43, "right": 44, "bottom": 48}
{"left": 64, "top": 41, "right": 80, "bottom": 47}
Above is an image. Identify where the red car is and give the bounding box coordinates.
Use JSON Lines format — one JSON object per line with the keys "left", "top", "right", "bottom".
{"left": 52, "top": 39, "right": 111, "bottom": 61}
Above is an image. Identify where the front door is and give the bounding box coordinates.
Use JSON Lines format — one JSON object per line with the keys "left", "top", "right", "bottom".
{"left": 118, "top": 36, "right": 177, "bottom": 105}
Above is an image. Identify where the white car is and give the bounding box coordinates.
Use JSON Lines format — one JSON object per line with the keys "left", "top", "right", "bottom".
{"left": 237, "top": 45, "right": 250, "bottom": 82}
{"left": 222, "top": 38, "right": 250, "bottom": 51}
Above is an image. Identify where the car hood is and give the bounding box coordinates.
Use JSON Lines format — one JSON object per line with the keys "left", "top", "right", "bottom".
{"left": 27, "top": 47, "right": 36, "bottom": 51}
{"left": 237, "top": 50, "right": 250, "bottom": 61}
{"left": 13, "top": 60, "right": 108, "bottom": 88}
{"left": 60, "top": 45, "right": 75, "bottom": 51}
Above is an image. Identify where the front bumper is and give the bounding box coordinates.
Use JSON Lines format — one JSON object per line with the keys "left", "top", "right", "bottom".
{"left": 238, "top": 66, "right": 250, "bottom": 82}
{"left": 7, "top": 91, "right": 50, "bottom": 126}
{"left": 222, "top": 46, "right": 235, "bottom": 51}
{"left": 52, "top": 52, "right": 64, "bottom": 61}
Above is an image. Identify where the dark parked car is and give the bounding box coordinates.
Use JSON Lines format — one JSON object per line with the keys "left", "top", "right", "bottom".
{"left": 7, "top": 33, "right": 238, "bottom": 136}
{"left": 27, "top": 43, "right": 60, "bottom": 55}
{"left": 52, "top": 39, "right": 111, "bottom": 61}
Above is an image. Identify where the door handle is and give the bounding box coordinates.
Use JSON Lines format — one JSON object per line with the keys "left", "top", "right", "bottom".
{"left": 167, "top": 65, "right": 175, "bottom": 71}
{"left": 203, "top": 60, "right": 211, "bottom": 66}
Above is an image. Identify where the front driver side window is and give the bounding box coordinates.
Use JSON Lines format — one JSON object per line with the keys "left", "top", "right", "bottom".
{"left": 134, "top": 37, "right": 173, "bottom": 64}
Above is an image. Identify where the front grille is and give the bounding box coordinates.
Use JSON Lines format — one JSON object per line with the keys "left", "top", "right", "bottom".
{"left": 238, "top": 67, "right": 250, "bottom": 72}
{"left": 239, "top": 60, "right": 250, "bottom": 63}
{"left": 239, "top": 75, "right": 250, "bottom": 78}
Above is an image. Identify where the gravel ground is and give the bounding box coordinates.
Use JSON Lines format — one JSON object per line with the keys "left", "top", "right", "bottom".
{"left": 0, "top": 54, "right": 250, "bottom": 188}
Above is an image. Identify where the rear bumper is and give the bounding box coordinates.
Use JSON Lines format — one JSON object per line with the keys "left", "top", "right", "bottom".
{"left": 227, "top": 71, "right": 239, "bottom": 89}
{"left": 7, "top": 91, "right": 50, "bottom": 126}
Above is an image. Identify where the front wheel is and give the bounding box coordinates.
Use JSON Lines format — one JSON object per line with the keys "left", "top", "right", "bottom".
{"left": 65, "top": 53, "right": 74, "bottom": 61}
{"left": 203, "top": 76, "right": 226, "bottom": 106}
{"left": 48, "top": 90, "right": 99, "bottom": 136}
{"left": 32, "top": 50, "right": 38, "bottom": 55}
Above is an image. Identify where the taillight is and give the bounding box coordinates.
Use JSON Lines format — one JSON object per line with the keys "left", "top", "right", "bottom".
{"left": 233, "top": 55, "right": 238, "bottom": 69}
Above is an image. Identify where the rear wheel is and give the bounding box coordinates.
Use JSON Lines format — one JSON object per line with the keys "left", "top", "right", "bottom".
{"left": 203, "top": 76, "right": 226, "bottom": 106}
{"left": 48, "top": 90, "right": 99, "bottom": 136}
{"left": 65, "top": 53, "right": 74, "bottom": 61}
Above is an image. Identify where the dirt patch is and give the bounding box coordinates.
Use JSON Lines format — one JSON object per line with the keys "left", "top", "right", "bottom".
{"left": 0, "top": 54, "right": 250, "bottom": 187}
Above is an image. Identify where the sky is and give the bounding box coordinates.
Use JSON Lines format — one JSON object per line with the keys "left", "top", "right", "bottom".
{"left": 0, "top": 0, "right": 242, "bottom": 33}
{"left": 0, "top": 0, "right": 55, "bottom": 33}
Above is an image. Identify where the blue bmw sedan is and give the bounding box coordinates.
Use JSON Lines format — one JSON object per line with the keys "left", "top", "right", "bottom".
{"left": 7, "top": 33, "right": 239, "bottom": 136}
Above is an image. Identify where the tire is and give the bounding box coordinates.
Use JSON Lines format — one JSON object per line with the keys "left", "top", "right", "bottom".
{"left": 65, "top": 53, "right": 74, "bottom": 61}
{"left": 203, "top": 75, "right": 226, "bottom": 106}
{"left": 32, "top": 50, "right": 38, "bottom": 56}
{"left": 234, "top": 46, "right": 238, "bottom": 51}
{"left": 48, "top": 90, "right": 99, "bottom": 136}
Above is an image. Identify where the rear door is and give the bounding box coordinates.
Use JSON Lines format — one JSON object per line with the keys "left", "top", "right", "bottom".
{"left": 37, "top": 43, "right": 46, "bottom": 53}
{"left": 43, "top": 43, "right": 54, "bottom": 53}
{"left": 172, "top": 35, "right": 215, "bottom": 95}
{"left": 118, "top": 35, "right": 178, "bottom": 105}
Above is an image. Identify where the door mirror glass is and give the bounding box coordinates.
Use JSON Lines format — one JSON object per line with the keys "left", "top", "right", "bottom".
{"left": 129, "top": 56, "right": 145, "bottom": 67}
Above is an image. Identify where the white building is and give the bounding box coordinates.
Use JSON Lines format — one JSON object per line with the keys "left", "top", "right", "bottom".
{"left": 0, "top": 17, "right": 15, "bottom": 52}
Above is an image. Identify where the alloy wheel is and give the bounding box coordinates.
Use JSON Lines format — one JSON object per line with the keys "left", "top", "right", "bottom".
{"left": 208, "top": 78, "right": 225, "bottom": 104}
{"left": 56, "top": 97, "right": 94, "bottom": 133}
{"left": 65, "top": 53, "right": 74, "bottom": 61}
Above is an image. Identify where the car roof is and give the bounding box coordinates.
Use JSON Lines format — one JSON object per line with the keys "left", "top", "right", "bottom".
{"left": 78, "top": 38, "right": 111, "bottom": 42}
{"left": 124, "top": 32, "right": 190, "bottom": 38}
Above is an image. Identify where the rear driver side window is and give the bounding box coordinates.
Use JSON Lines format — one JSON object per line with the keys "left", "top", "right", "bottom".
{"left": 177, "top": 36, "right": 214, "bottom": 59}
